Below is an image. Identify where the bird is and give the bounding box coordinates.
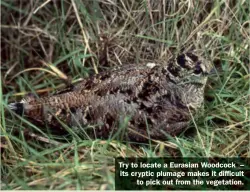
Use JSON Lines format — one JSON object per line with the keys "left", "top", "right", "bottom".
{"left": 8, "top": 52, "right": 212, "bottom": 142}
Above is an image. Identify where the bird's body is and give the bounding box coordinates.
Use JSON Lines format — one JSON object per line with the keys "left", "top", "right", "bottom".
{"left": 9, "top": 52, "right": 211, "bottom": 142}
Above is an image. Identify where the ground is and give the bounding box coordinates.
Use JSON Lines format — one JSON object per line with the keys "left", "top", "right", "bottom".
{"left": 1, "top": 0, "right": 249, "bottom": 190}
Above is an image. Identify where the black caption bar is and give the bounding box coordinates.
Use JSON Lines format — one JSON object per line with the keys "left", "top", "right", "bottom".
{"left": 115, "top": 158, "right": 250, "bottom": 190}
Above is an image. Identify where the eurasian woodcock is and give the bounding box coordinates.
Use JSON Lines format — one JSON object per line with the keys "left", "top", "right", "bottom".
{"left": 8, "top": 52, "right": 212, "bottom": 142}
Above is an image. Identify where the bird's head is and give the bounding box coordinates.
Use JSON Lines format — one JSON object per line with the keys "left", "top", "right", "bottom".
{"left": 167, "top": 52, "right": 212, "bottom": 86}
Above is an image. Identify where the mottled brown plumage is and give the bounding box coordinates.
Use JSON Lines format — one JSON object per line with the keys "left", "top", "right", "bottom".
{"left": 9, "top": 52, "right": 212, "bottom": 142}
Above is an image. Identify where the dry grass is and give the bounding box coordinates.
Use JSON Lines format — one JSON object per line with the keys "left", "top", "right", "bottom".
{"left": 1, "top": 0, "right": 249, "bottom": 190}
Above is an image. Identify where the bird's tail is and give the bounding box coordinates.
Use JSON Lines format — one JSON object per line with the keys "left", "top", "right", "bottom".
{"left": 8, "top": 101, "right": 25, "bottom": 115}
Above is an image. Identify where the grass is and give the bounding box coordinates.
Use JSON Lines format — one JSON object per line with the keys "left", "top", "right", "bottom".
{"left": 1, "top": 0, "right": 249, "bottom": 190}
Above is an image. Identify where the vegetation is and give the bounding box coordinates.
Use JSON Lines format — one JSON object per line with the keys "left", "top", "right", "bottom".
{"left": 1, "top": 0, "right": 249, "bottom": 190}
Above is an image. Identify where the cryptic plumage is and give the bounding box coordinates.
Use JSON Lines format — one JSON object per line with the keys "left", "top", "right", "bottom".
{"left": 9, "top": 52, "right": 212, "bottom": 142}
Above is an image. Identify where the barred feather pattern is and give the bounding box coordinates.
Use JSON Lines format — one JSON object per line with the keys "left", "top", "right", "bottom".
{"left": 9, "top": 52, "right": 211, "bottom": 142}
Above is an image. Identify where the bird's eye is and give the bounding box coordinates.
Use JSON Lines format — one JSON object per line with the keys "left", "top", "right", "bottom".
{"left": 194, "top": 64, "right": 202, "bottom": 74}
